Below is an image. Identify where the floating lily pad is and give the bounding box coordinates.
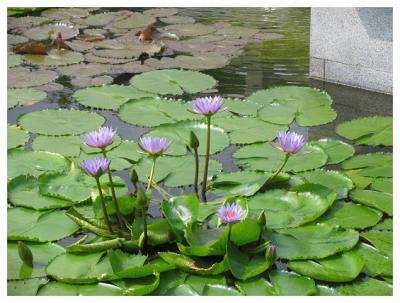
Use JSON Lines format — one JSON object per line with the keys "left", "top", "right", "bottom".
{"left": 38, "top": 281, "right": 123, "bottom": 296}
{"left": 24, "top": 50, "right": 84, "bottom": 66}
{"left": 350, "top": 189, "right": 392, "bottom": 215}
{"left": 7, "top": 242, "right": 65, "bottom": 280}
{"left": 336, "top": 116, "right": 392, "bottom": 146}
{"left": 8, "top": 34, "right": 29, "bottom": 45}
{"left": 249, "top": 86, "right": 336, "bottom": 126}
{"left": 24, "top": 24, "right": 79, "bottom": 40}
{"left": 65, "top": 39, "right": 94, "bottom": 52}
{"left": 266, "top": 270, "right": 316, "bottom": 296}
{"left": 335, "top": 278, "right": 392, "bottom": 296}
{"left": 7, "top": 125, "right": 29, "bottom": 149}
{"left": 220, "top": 98, "right": 262, "bottom": 116}
{"left": 58, "top": 63, "right": 110, "bottom": 78}
{"left": 71, "top": 75, "right": 113, "bottom": 88}
{"left": 85, "top": 53, "right": 135, "bottom": 64}
{"left": 8, "top": 87, "right": 47, "bottom": 108}
{"left": 7, "top": 149, "right": 70, "bottom": 179}
{"left": 248, "top": 189, "right": 335, "bottom": 229}
{"left": 360, "top": 230, "right": 392, "bottom": 257}
{"left": 146, "top": 120, "right": 230, "bottom": 156}
{"left": 112, "top": 13, "right": 156, "bottom": 29}
{"left": 8, "top": 67, "right": 58, "bottom": 88}
{"left": 213, "top": 116, "right": 287, "bottom": 144}
{"left": 288, "top": 251, "right": 363, "bottom": 282}
{"left": 8, "top": 207, "right": 79, "bottom": 242}
{"left": 9, "top": 16, "right": 52, "bottom": 28}
{"left": 163, "top": 24, "right": 216, "bottom": 37}
{"left": 264, "top": 224, "right": 359, "bottom": 260}
{"left": 143, "top": 8, "right": 178, "bottom": 17}
{"left": 41, "top": 8, "right": 91, "bottom": 19}
{"left": 18, "top": 109, "right": 105, "bottom": 136}
{"left": 8, "top": 53, "right": 22, "bottom": 68}
{"left": 372, "top": 218, "right": 392, "bottom": 231}
{"left": 311, "top": 138, "right": 355, "bottom": 164}
{"left": 353, "top": 243, "right": 392, "bottom": 277}
{"left": 142, "top": 57, "right": 178, "bottom": 70}
{"left": 234, "top": 143, "right": 327, "bottom": 172}
{"left": 216, "top": 25, "right": 258, "bottom": 38}
{"left": 160, "top": 15, "right": 195, "bottom": 24}
{"left": 135, "top": 156, "right": 222, "bottom": 187}
{"left": 8, "top": 278, "right": 48, "bottom": 296}
{"left": 85, "top": 12, "right": 120, "bottom": 26}
{"left": 36, "top": 82, "right": 64, "bottom": 93}
{"left": 130, "top": 69, "right": 217, "bottom": 95}
{"left": 317, "top": 201, "right": 382, "bottom": 229}
{"left": 371, "top": 178, "right": 392, "bottom": 193}
{"left": 175, "top": 53, "right": 230, "bottom": 70}
{"left": 32, "top": 135, "right": 82, "bottom": 158}
{"left": 342, "top": 152, "right": 392, "bottom": 178}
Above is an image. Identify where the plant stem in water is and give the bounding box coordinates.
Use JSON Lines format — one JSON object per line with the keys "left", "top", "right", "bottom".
{"left": 193, "top": 147, "right": 199, "bottom": 198}
{"left": 143, "top": 209, "right": 148, "bottom": 252}
{"left": 147, "top": 158, "right": 157, "bottom": 191}
{"left": 201, "top": 116, "right": 211, "bottom": 202}
{"left": 260, "top": 153, "right": 291, "bottom": 191}
{"left": 95, "top": 177, "right": 113, "bottom": 234}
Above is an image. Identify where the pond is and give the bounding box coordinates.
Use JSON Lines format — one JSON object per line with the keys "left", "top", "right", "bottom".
{"left": 7, "top": 7, "right": 393, "bottom": 296}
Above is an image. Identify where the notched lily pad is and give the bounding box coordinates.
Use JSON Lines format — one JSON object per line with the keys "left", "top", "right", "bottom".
{"left": 71, "top": 75, "right": 113, "bottom": 88}
{"left": 8, "top": 67, "right": 58, "bottom": 88}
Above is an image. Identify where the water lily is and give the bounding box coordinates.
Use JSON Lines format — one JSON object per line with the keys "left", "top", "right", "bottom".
{"left": 84, "top": 126, "right": 117, "bottom": 149}
{"left": 270, "top": 131, "right": 306, "bottom": 154}
{"left": 216, "top": 203, "right": 245, "bottom": 224}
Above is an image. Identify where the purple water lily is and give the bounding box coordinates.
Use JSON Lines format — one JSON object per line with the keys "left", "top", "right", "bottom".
{"left": 270, "top": 131, "right": 306, "bottom": 154}
{"left": 189, "top": 96, "right": 225, "bottom": 116}
{"left": 139, "top": 136, "right": 172, "bottom": 157}
{"left": 81, "top": 157, "right": 110, "bottom": 178}
{"left": 216, "top": 203, "right": 245, "bottom": 224}
{"left": 84, "top": 126, "right": 117, "bottom": 149}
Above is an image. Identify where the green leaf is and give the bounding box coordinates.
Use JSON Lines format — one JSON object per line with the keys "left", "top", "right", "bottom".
{"left": 185, "top": 274, "right": 226, "bottom": 294}
{"left": 235, "top": 277, "right": 275, "bottom": 295}
{"left": 248, "top": 188, "right": 335, "bottom": 229}
{"left": 213, "top": 116, "right": 287, "bottom": 144}
{"left": 350, "top": 189, "right": 392, "bottom": 215}
{"left": 8, "top": 149, "right": 70, "bottom": 179}
{"left": 264, "top": 224, "right": 359, "bottom": 260}
{"left": 371, "top": 178, "right": 392, "bottom": 193}
{"left": 353, "top": 243, "right": 392, "bottom": 277}
{"left": 249, "top": 86, "right": 336, "bottom": 126}
{"left": 7, "top": 207, "right": 79, "bottom": 242}
{"left": 317, "top": 201, "right": 382, "bottom": 229}
{"left": 38, "top": 281, "right": 123, "bottom": 296}
{"left": 203, "top": 284, "right": 241, "bottom": 296}
{"left": 360, "top": 230, "right": 392, "bottom": 257}
{"left": 146, "top": 120, "right": 230, "bottom": 156}
{"left": 8, "top": 278, "right": 48, "bottom": 296}
{"left": 112, "top": 274, "right": 160, "bottom": 296}
{"left": 234, "top": 143, "right": 327, "bottom": 172}
{"left": 73, "top": 84, "right": 154, "bottom": 110}
{"left": 288, "top": 251, "right": 363, "bottom": 282}
{"left": 8, "top": 88, "right": 47, "bottom": 109}
{"left": 8, "top": 53, "right": 22, "bottom": 68}
{"left": 165, "top": 284, "right": 200, "bottom": 296}
{"left": 335, "top": 278, "right": 392, "bottom": 296}
{"left": 32, "top": 135, "right": 83, "bottom": 158}
{"left": 372, "top": 218, "right": 392, "bottom": 231}
{"left": 7, "top": 125, "right": 29, "bottom": 149}
{"left": 311, "top": 138, "right": 354, "bottom": 164}
{"left": 161, "top": 195, "right": 199, "bottom": 241}
{"left": 18, "top": 109, "right": 105, "bottom": 136}
{"left": 267, "top": 270, "right": 317, "bottom": 295}
{"left": 130, "top": 69, "right": 216, "bottom": 95}
{"left": 222, "top": 98, "right": 262, "bottom": 116}
{"left": 336, "top": 116, "right": 392, "bottom": 146}
{"left": 23, "top": 50, "right": 84, "bottom": 66}
{"left": 152, "top": 270, "right": 187, "bottom": 295}
{"left": 342, "top": 152, "right": 392, "bottom": 178}
{"left": 7, "top": 241, "right": 65, "bottom": 280}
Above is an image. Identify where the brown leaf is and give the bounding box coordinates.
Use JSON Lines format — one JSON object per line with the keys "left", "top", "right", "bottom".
{"left": 13, "top": 42, "right": 48, "bottom": 55}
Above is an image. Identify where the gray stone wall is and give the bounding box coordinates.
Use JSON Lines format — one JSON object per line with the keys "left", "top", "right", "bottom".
{"left": 309, "top": 8, "right": 392, "bottom": 94}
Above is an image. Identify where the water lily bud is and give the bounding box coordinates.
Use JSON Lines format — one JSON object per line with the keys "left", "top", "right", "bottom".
{"left": 136, "top": 187, "right": 148, "bottom": 209}
{"left": 265, "top": 244, "right": 277, "bottom": 264}
{"left": 17, "top": 241, "right": 33, "bottom": 267}
{"left": 189, "top": 131, "right": 199, "bottom": 149}
{"left": 257, "top": 210, "right": 266, "bottom": 227}
{"left": 130, "top": 168, "right": 138, "bottom": 183}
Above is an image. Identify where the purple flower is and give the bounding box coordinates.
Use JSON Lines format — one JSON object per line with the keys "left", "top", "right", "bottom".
{"left": 139, "top": 136, "right": 172, "bottom": 157}
{"left": 270, "top": 131, "right": 306, "bottom": 154}
{"left": 81, "top": 157, "right": 110, "bottom": 177}
{"left": 84, "top": 126, "right": 117, "bottom": 149}
{"left": 189, "top": 96, "right": 225, "bottom": 116}
{"left": 216, "top": 203, "right": 245, "bottom": 224}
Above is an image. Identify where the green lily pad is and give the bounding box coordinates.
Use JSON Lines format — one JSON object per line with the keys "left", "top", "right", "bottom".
{"left": 7, "top": 125, "right": 29, "bottom": 149}
{"left": 23, "top": 50, "right": 84, "bottom": 66}
{"left": 371, "top": 178, "right": 392, "bottom": 193}
{"left": 360, "top": 230, "right": 392, "bottom": 257}
{"left": 8, "top": 53, "right": 22, "bottom": 68}
{"left": 222, "top": 97, "right": 262, "bottom": 116}
{"left": 32, "top": 135, "right": 83, "bottom": 158}
{"left": 234, "top": 143, "right": 327, "bottom": 172}
{"left": 288, "top": 251, "right": 364, "bottom": 282}
{"left": 264, "top": 224, "right": 359, "bottom": 260}
{"left": 342, "top": 152, "right": 392, "bottom": 178}
{"left": 8, "top": 278, "right": 48, "bottom": 296}
{"left": 176, "top": 53, "right": 230, "bottom": 70}
{"left": 8, "top": 207, "right": 79, "bottom": 242}
{"left": 8, "top": 87, "right": 47, "bottom": 108}
{"left": 213, "top": 116, "right": 288, "bottom": 144}
{"left": 7, "top": 148, "right": 70, "bottom": 179}
{"left": 73, "top": 84, "right": 154, "bottom": 110}
{"left": 143, "top": 8, "right": 178, "bottom": 16}
{"left": 160, "top": 15, "right": 195, "bottom": 24}
{"left": 85, "top": 12, "right": 120, "bottom": 26}
{"left": 317, "top": 201, "right": 382, "bottom": 229}
{"left": 372, "top": 218, "right": 392, "bottom": 231}
{"left": 111, "top": 13, "right": 156, "bottom": 29}
{"left": 185, "top": 275, "right": 226, "bottom": 294}
{"left": 311, "top": 138, "right": 355, "bottom": 164}
{"left": 249, "top": 188, "right": 335, "bottom": 229}
{"left": 203, "top": 284, "right": 241, "bottom": 296}
{"left": 336, "top": 116, "right": 392, "bottom": 146}
{"left": 135, "top": 155, "right": 222, "bottom": 187}
{"left": 38, "top": 281, "right": 123, "bottom": 296}
{"left": 249, "top": 86, "right": 336, "bottom": 126}
{"left": 7, "top": 241, "right": 65, "bottom": 280}
{"left": 146, "top": 120, "right": 230, "bottom": 156}
{"left": 151, "top": 270, "right": 187, "bottom": 295}
{"left": 350, "top": 189, "right": 392, "bottom": 215}
{"left": 18, "top": 109, "right": 105, "bottom": 136}
{"left": 353, "top": 243, "right": 392, "bottom": 277}
{"left": 71, "top": 75, "right": 113, "bottom": 88}
{"left": 112, "top": 274, "right": 160, "bottom": 296}
{"left": 130, "top": 69, "right": 217, "bottom": 95}
{"left": 335, "top": 278, "right": 392, "bottom": 296}
{"left": 8, "top": 67, "right": 58, "bottom": 88}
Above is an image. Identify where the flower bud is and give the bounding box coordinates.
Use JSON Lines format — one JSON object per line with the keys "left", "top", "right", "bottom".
{"left": 189, "top": 131, "right": 199, "bottom": 149}
{"left": 257, "top": 210, "right": 266, "bottom": 227}
{"left": 136, "top": 187, "right": 148, "bottom": 209}
{"left": 265, "top": 244, "right": 277, "bottom": 264}
{"left": 130, "top": 168, "right": 138, "bottom": 183}
{"left": 17, "top": 241, "right": 33, "bottom": 267}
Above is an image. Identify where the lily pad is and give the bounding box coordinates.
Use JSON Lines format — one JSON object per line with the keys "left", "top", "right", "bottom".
{"left": 216, "top": 25, "right": 258, "bottom": 38}
{"left": 32, "top": 135, "right": 82, "bottom": 158}
{"left": 8, "top": 34, "right": 29, "bottom": 45}
{"left": 9, "top": 16, "right": 51, "bottom": 28}
{"left": 85, "top": 52, "right": 135, "bottom": 64}
{"left": 71, "top": 75, "right": 113, "bottom": 88}
{"left": 85, "top": 12, "right": 120, "bottom": 26}
{"left": 23, "top": 50, "right": 84, "bottom": 66}
{"left": 336, "top": 116, "right": 392, "bottom": 146}
{"left": 7, "top": 125, "right": 29, "bottom": 149}
{"left": 38, "top": 281, "right": 123, "bottom": 296}
{"left": 335, "top": 278, "right": 392, "bottom": 296}
{"left": 350, "top": 189, "right": 392, "bottom": 215}
{"left": 7, "top": 149, "right": 70, "bottom": 179}
{"left": 130, "top": 69, "right": 217, "bottom": 95}
{"left": 143, "top": 8, "right": 178, "bottom": 17}
{"left": 7, "top": 207, "right": 79, "bottom": 242}
{"left": 8, "top": 278, "right": 48, "bottom": 296}
{"left": 7, "top": 242, "right": 65, "bottom": 280}
{"left": 248, "top": 189, "right": 335, "bottom": 229}
{"left": 160, "top": 15, "right": 195, "bottom": 24}
{"left": 58, "top": 63, "right": 110, "bottom": 78}
{"left": 342, "top": 153, "right": 392, "bottom": 178}
{"left": 146, "top": 120, "right": 230, "bottom": 156}
{"left": 175, "top": 53, "right": 230, "bottom": 70}
{"left": 234, "top": 143, "right": 327, "bottom": 172}
{"left": 163, "top": 24, "right": 216, "bottom": 37}
{"left": 24, "top": 24, "right": 79, "bottom": 40}
{"left": 249, "top": 86, "right": 336, "bottom": 126}
{"left": 371, "top": 178, "right": 392, "bottom": 193}
{"left": 353, "top": 243, "right": 392, "bottom": 277}
{"left": 8, "top": 67, "right": 58, "bottom": 88}
{"left": 8, "top": 53, "right": 22, "bottom": 68}
{"left": 18, "top": 109, "right": 105, "bottom": 136}
{"left": 360, "top": 230, "right": 392, "bottom": 257}
{"left": 8, "top": 87, "right": 47, "bottom": 108}
{"left": 112, "top": 274, "right": 160, "bottom": 296}
{"left": 112, "top": 13, "right": 156, "bottom": 29}
{"left": 288, "top": 251, "right": 364, "bottom": 282}
{"left": 311, "top": 138, "right": 355, "bottom": 164}
{"left": 263, "top": 224, "right": 359, "bottom": 260}
{"left": 65, "top": 39, "right": 95, "bottom": 52}
{"left": 41, "top": 8, "right": 92, "bottom": 19}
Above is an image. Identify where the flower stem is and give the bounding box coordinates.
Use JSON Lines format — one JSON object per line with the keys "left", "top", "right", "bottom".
{"left": 147, "top": 158, "right": 157, "bottom": 191}
{"left": 95, "top": 177, "right": 113, "bottom": 234}
{"left": 201, "top": 116, "right": 211, "bottom": 202}
{"left": 260, "top": 153, "right": 291, "bottom": 192}
{"left": 227, "top": 223, "right": 232, "bottom": 242}
{"left": 143, "top": 209, "right": 148, "bottom": 252}
{"left": 102, "top": 149, "right": 124, "bottom": 229}
{"left": 193, "top": 147, "right": 199, "bottom": 198}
